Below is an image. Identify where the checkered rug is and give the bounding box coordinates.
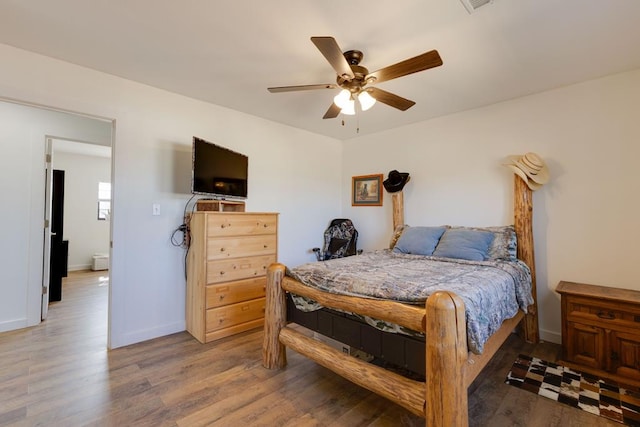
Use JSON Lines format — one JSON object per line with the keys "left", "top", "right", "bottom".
{"left": 505, "top": 354, "right": 640, "bottom": 426}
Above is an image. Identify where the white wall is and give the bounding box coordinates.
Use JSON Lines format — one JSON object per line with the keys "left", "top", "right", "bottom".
{"left": 0, "top": 102, "right": 111, "bottom": 332}
{"left": 0, "top": 43, "right": 342, "bottom": 347}
{"left": 342, "top": 68, "right": 640, "bottom": 343}
{"left": 53, "top": 150, "right": 111, "bottom": 270}
{"left": 5, "top": 40, "right": 636, "bottom": 349}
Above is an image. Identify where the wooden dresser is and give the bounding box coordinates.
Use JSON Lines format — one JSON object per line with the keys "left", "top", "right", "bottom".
{"left": 557, "top": 280, "right": 640, "bottom": 383}
{"left": 186, "top": 211, "right": 278, "bottom": 343}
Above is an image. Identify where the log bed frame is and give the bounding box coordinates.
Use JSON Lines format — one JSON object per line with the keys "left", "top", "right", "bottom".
{"left": 262, "top": 176, "right": 539, "bottom": 426}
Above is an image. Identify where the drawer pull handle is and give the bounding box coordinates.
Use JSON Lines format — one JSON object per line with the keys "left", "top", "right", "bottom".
{"left": 263, "top": 244, "right": 268, "bottom": 248}
{"left": 220, "top": 247, "right": 225, "bottom": 252}
{"left": 242, "top": 305, "right": 250, "bottom": 311}
{"left": 263, "top": 224, "right": 268, "bottom": 228}
{"left": 596, "top": 311, "right": 615, "bottom": 320}
{"left": 220, "top": 271, "right": 225, "bottom": 275}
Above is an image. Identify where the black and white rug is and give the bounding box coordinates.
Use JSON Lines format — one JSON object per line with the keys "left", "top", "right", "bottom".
{"left": 505, "top": 354, "right": 640, "bottom": 426}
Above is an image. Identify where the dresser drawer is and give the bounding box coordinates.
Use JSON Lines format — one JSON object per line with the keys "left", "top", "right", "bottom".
{"left": 206, "top": 297, "right": 266, "bottom": 332}
{"left": 206, "top": 277, "right": 266, "bottom": 308}
{"left": 206, "top": 255, "right": 276, "bottom": 284}
{"left": 207, "top": 214, "right": 277, "bottom": 237}
{"left": 207, "top": 234, "right": 277, "bottom": 260}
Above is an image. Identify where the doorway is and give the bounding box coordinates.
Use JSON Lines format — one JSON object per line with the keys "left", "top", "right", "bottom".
{"left": 0, "top": 98, "right": 113, "bottom": 339}
{"left": 43, "top": 138, "right": 112, "bottom": 319}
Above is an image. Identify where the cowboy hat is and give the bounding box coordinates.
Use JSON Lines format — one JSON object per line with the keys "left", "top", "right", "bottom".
{"left": 383, "top": 170, "right": 410, "bottom": 193}
{"left": 505, "top": 152, "right": 549, "bottom": 191}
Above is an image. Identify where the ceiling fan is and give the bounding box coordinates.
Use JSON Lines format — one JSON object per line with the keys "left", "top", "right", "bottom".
{"left": 268, "top": 36, "right": 443, "bottom": 119}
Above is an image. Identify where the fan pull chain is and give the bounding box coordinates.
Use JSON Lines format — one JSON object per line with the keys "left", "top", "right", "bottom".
{"left": 338, "top": 115, "right": 360, "bottom": 134}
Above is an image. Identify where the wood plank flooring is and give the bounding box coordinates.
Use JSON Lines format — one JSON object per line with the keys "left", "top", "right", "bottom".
{"left": 0, "top": 270, "right": 618, "bottom": 426}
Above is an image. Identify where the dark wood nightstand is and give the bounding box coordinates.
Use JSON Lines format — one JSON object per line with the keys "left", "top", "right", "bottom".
{"left": 556, "top": 280, "right": 640, "bottom": 385}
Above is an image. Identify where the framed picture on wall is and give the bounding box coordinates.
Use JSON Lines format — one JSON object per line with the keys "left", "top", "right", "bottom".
{"left": 352, "top": 174, "right": 383, "bottom": 206}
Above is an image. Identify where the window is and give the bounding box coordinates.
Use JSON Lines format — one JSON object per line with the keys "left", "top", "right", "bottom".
{"left": 98, "top": 182, "right": 111, "bottom": 220}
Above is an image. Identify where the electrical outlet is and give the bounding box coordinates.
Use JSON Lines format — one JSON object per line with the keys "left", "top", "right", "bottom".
{"left": 152, "top": 204, "right": 161, "bottom": 216}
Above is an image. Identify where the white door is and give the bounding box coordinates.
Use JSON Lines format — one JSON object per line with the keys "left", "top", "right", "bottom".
{"left": 42, "top": 137, "right": 53, "bottom": 320}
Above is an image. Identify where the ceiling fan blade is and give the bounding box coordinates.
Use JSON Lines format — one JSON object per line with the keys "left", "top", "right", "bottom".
{"left": 323, "top": 103, "right": 341, "bottom": 119}
{"left": 367, "top": 87, "right": 416, "bottom": 111}
{"left": 268, "top": 84, "right": 337, "bottom": 93}
{"left": 366, "top": 50, "right": 442, "bottom": 84}
{"left": 311, "top": 36, "right": 355, "bottom": 81}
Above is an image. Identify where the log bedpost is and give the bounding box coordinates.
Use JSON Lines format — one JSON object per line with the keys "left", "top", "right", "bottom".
{"left": 392, "top": 191, "right": 405, "bottom": 232}
{"left": 262, "top": 263, "right": 287, "bottom": 369}
{"left": 425, "top": 291, "right": 468, "bottom": 427}
{"left": 513, "top": 175, "right": 539, "bottom": 343}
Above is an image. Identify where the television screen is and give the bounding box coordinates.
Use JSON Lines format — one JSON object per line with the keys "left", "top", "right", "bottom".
{"left": 191, "top": 137, "right": 248, "bottom": 199}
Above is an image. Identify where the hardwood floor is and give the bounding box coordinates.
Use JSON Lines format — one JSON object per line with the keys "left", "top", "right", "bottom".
{"left": 0, "top": 270, "right": 618, "bottom": 426}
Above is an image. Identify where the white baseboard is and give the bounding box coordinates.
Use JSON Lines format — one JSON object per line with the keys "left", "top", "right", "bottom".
{"left": 109, "top": 320, "right": 186, "bottom": 349}
{"left": 68, "top": 264, "right": 91, "bottom": 271}
{"left": 0, "top": 317, "right": 29, "bottom": 333}
{"left": 540, "top": 328, "right": 561, "bottom": 344}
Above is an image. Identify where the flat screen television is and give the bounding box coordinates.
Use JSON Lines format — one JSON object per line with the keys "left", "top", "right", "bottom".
{"left": 191, "top": 137, "right": 248, "bottom": 199}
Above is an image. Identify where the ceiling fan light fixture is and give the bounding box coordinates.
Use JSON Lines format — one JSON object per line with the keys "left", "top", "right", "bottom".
{"left": 358, "top": 90, "right": 376, "bottom": 111}
{"left": 333, "top": 89, "right": 351, "bottom": 109}
{"left": 341, "top": 98, "right": 356, "bottom": 115}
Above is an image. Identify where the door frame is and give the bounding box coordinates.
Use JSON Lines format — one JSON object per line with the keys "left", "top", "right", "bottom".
{"left": 41, "top": 137, "right": 53, "bottom": 319}
{"left": 2, "top": 96, "right": 115, "bottom": 347}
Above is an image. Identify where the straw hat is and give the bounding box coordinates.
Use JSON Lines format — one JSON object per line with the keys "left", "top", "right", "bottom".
{"left": 505, "top": 152, "right": 549, "bottom": 191}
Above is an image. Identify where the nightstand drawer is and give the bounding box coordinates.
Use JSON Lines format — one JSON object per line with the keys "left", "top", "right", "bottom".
{"left": 206, "top": 297, "right": 266, "bottom": 331}
{"left": 206, "top": 277, "right": 266, "bottom": 308}
{"left": 566, "top": 296, "right": 640, "bottom": 328}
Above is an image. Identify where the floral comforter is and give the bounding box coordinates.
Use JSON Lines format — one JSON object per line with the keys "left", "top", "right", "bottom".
{"left": 287, "top": 249, "right": 533, "bottom": 354}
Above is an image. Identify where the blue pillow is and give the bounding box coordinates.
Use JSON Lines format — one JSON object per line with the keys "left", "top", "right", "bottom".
{"left": 392, "top": 226, "right": 447, "bottom": 256}
{"left": 432, "top": 229, "right": 494, "bottom": 261}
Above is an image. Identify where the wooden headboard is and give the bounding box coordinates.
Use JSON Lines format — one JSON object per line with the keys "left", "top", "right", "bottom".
{"left": 390, "top": 175, "right": 539, "bottom": 343}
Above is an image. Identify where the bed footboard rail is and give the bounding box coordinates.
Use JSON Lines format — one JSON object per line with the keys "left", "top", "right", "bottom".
{"left": 282, "top": 275, "right": 426, "bottom": 332}
{"left": 280, "top": 326, "right": 426, "bottom": 416}
{"left": 263, "top": 263, "right": 472, "bottom": 426}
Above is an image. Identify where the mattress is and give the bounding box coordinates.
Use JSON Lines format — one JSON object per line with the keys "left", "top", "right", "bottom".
{"left": 287, "top": 249, "right": 533, "bottom": 354}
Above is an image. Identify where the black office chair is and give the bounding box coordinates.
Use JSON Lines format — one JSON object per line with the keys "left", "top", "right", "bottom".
{"left": 312, "top": 218, "right": 359, "bottom": 261}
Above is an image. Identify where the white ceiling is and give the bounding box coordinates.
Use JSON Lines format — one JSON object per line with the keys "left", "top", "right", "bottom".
{"left": 1, "top": 0, "right": 640, "bottom": 140}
